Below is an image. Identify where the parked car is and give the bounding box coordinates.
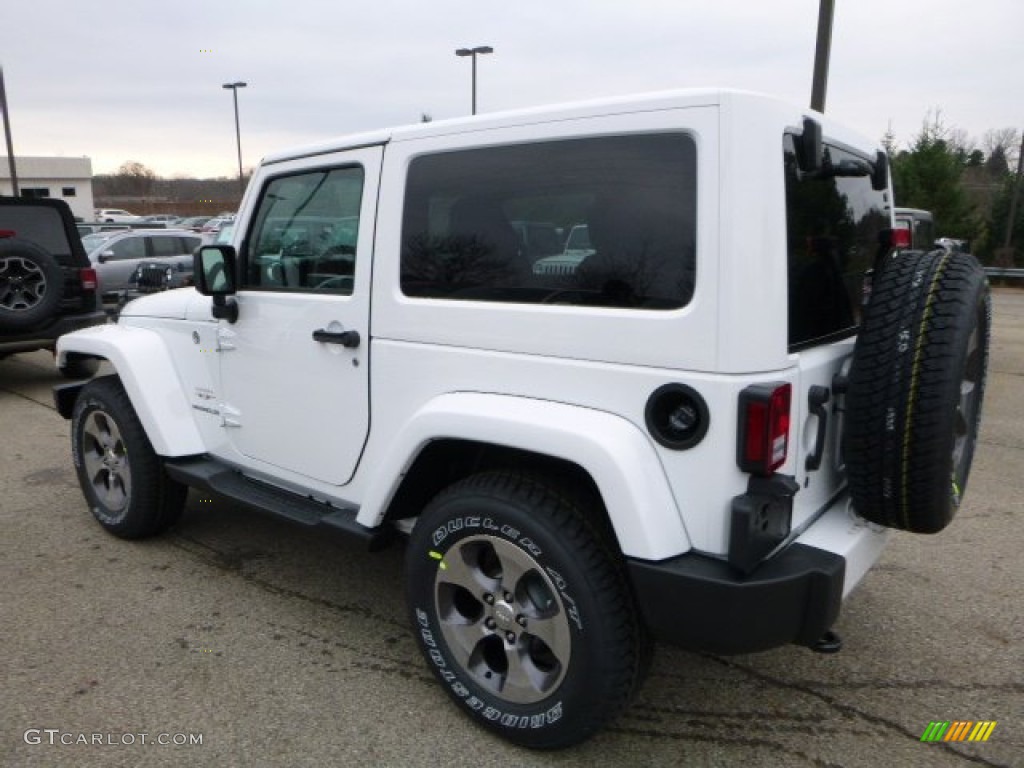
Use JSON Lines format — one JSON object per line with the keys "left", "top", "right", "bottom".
{"left": 83, "top": 228, "right": 202, "bottom": 302}
{"left": 76, "top": 223, "right": 131, "bottom": 237}
{"left": 892, "top": 207, "right": 935, "bottom": 250}
{"left": 94, "top": 208, "right": 142, "bottom": 223}
{"left": 177, "top": 216, "right": 212, "bottom": 232}
{"left": 204, "top": 223, "right": 234, "bottom": 246}
{"left": 200, "top": 216, "right": 235, "bottom": 234}
{"left": 55, "top": 89, "right": 991, "bottom": 748}
{"left": 141, "top": 214, "right": 181, "bottom": 226}
{"left": 0, "top": 197, "right": 106, "bottom": 378}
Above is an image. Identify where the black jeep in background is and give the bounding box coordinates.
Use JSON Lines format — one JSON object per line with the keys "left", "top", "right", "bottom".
{"left": 0, "top": 197, "right": 107, "bottom": 378}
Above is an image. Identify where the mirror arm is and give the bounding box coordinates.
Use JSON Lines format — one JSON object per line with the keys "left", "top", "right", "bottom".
{"left": 211, "top": 295, "right": 238, "bottom": 323}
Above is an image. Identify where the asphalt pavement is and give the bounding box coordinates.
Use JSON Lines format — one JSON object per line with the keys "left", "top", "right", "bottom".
{"left": 1, "top": 289, "right": 1021, "bottom": 768}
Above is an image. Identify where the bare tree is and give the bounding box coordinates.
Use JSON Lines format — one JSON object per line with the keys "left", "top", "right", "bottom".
{"left": 983, "top": 128, "right": 1021, "bottom": 174}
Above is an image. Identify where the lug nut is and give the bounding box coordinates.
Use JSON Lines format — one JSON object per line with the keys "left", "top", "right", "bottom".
{"left": 516, "top": 615, "right": 527, "bottom": 628}
{"left": 484, "top": 618, "right": 496, "bottom": 630}
{"left": 505, "top": 632, "right": 516, "bottom": 644}
{"left": 483, "top": 593, "right": 494, "bottom": 605}
{"left": 504, "top": 592, "right": 513, "bottom": 603}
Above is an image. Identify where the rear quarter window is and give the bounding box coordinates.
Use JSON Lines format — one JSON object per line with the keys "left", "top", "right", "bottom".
{"left": 400, "top": 133, "right": 697, "bottom": 310}
{"left": 784, "top": 134, "right": 890, "bottom": 349}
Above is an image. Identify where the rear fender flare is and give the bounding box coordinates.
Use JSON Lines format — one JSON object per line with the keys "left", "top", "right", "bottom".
{"left": 360, "top": 392, "right": 691, "bottom": 560}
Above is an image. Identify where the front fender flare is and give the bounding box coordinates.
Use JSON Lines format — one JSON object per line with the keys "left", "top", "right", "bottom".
{"left": 55, "top": 324, "right": 205, "bottom": 456}
{"left": 361, "top": 392, "right": 692, "bottom": 560}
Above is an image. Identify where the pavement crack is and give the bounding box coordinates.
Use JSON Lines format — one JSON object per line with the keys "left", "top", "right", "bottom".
{"left": 168, "top": 533, "right": 407, "bottom": 632}
{"left": 609, "top": 725, "right": 844, "bottom": 768}
{"left": 702, "top": 655, "right": 1015, "bottom": 768}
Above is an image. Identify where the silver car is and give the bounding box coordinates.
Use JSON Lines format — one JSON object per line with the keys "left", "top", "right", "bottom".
{"left": 83, "top": 229, "right": 202, "bottom": 301}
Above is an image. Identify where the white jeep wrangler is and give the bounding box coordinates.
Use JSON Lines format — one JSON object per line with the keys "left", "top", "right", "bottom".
{"left": 55, "top": 89, "right": 990, "bottom": 749}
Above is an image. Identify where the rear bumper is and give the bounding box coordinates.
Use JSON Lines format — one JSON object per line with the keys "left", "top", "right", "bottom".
{"left": 627, "top": 498, "right": 889, "bottom": 655}
{"left": 0, "top": 310, "right": 108, "bottom": 355}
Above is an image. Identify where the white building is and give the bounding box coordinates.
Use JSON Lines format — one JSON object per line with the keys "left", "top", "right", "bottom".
{"left": 0, "top": 156, "right": 95, "bottom": 221}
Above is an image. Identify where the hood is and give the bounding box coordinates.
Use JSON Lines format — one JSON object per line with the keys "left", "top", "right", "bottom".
{"left": 118, "top": 288, "right": 208, "bottom": 321}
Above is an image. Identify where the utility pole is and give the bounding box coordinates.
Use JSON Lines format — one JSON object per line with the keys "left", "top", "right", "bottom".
{"left": 0, "top": 65, "right": 19, "bottom": 196}
{"left": 1002, "top": 131, "right": 1024, "bottom": 252}
{"left": 810, "top": 0, "right": 835, "bottom": 112}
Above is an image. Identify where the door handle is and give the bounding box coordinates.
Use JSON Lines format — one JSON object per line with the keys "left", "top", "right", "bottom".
{"left": 805, "top": 385, "right": 830, "bottom": 471}
{"left": 312, "top": 328, "right": 361, "bottom": 348}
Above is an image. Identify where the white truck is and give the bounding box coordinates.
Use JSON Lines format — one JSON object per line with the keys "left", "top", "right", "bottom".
{"left": 54, "top": 89, "right": 990, "bottom": 748}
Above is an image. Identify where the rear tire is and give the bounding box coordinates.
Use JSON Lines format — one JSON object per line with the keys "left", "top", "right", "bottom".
{"left": 71, "top": 376, "right": 187, "bottom": 538}
{"left": 405, "top": 471, "right": 648, "bottom": 748}
{"left": 844, "top": 250, "right": 990, "bottom": 532}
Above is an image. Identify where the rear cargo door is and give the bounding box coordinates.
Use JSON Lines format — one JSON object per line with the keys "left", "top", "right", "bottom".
{"left": 783, "top": 133, "right": 891, "bottom": 526}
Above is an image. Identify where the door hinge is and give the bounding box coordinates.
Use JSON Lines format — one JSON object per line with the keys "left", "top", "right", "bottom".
{"left": 216, "top": 326, "right": 237, "bottom": 351}
{"left": 220, "top": 403, "right": 241, "bottom": 428}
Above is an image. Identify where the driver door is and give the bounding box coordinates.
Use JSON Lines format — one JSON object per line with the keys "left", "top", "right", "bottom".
{"left": 216, "top": 147, "right": 381, "bottom": 485}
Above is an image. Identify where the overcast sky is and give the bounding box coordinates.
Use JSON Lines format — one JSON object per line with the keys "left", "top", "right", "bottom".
{"left": 3, "top": 0, "right": 1021, "bottom": 178}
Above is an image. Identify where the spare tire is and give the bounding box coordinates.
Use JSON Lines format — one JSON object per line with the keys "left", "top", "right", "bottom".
{"left": 0, "top": 237, "right": 65, "bottom": 330}
{"left": 844, "top": 249, "right": 991, "bottom": 533}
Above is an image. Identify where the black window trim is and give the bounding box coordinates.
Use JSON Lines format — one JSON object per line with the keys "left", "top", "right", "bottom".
{"left": 239, "top": 162, "right": 366, "bottom": 296}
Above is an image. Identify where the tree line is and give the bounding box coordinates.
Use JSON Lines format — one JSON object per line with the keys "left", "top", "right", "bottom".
{"left": 93, "top": 161, "right": 249, "bottom": 216}
{"left": 884, "top": 115, "right": 1022, "bottom": 265}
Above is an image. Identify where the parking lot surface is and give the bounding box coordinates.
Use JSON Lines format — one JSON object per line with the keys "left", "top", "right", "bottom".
{"left": 2, "top": 289, "right": 1021, "bottom": 767}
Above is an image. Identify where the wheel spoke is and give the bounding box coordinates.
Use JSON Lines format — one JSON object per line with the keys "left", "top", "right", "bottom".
{"left": 438, "top": 544, "right": 496, "bottom": 595}
{"left": 492, "top": 544, "right": 534, "bottom": 597}
{"left": 442, "top": 615, "right": 488, "bottom": 662}
{"left": 502, "top": 644, "right": 544, "bottom": 696}
{"left": 522, "top": 613, "right": 572, "bottom": 666}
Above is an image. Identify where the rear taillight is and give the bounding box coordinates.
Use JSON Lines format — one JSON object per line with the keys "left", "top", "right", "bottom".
{"left": 79, "top": 267, "right": 98, "bottom": 291}
{"left": 0, "top": 229, "right": 16, "bottom": 239}
{"left": 891, "top": 227, "right": 912, "bottom": 248}
{"left": 737, "top": 383, "right": 792, "bottom": 476}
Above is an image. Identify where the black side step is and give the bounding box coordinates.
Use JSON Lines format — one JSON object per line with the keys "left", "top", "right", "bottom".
{"left": 165, "top": 457, "right": 389, "bottom": 550}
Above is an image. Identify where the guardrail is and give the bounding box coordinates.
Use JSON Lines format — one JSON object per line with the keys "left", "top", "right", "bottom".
{"left": 984, "top": 267, "right": 1024, "bottom": 282}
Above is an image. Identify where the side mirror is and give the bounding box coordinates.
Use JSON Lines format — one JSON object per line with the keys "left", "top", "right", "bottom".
{"left": 871, "top": 150, "right": 889, "bottom": 191}
{"left": 194, "top": 245, "right": 239, "bottom": 322}
{"left": 98, "top": 251, "right": 113, "bottom": 263}
{"left": 797, "top": 117, "right": 823, "bottom": 175}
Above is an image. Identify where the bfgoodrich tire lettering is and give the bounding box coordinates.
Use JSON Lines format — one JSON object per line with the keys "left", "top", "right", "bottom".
{"left": 405, "top": 471, "right": 648, "bottom": 749}
{"left": 71, "top": 376, "right": 187, "bottom": 538}
{"left": 843, "top": 250, "right": 991, "bottom": 533}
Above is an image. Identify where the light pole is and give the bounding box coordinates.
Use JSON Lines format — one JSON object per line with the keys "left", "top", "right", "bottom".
{"left": 454, "top": 46, "right": 493, "bottom": 115}
{"left": 222, "top": 81, "right": 247, "bottom": 191}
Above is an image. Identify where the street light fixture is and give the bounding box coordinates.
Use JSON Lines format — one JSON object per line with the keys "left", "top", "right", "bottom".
{"left": 222, "top": 81, "right": 247, "bottom": 191}
{"left": 454, "top": 46, "right": 493, "bottom": 115}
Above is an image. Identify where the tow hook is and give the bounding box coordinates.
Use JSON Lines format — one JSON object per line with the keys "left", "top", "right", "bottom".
{"left": 812, "top": 629, "right": 843, "bottom": 654}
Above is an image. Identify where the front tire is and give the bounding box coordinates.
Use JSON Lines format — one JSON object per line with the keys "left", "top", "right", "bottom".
{"left": 405, "top": 471, "right": 648, "bottom": 749}
{"left": 71, "top": 376, "right": 187, "bottom": 538}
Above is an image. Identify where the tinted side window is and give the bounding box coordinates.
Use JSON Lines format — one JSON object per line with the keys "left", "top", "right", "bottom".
{"left": 243, "top": 167, "right": 364, "bottom": 295}
{"left": 150, "top": 236, "right": 183, "bottom": 257}
{"left": 784, "top": 134, "right": 890, "bottom": 349}
{"left": 401, "top": 134, "right": 697, "bottom": 310}
{"left": 109, "top": 237, "right": 146, "bottom": 261}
